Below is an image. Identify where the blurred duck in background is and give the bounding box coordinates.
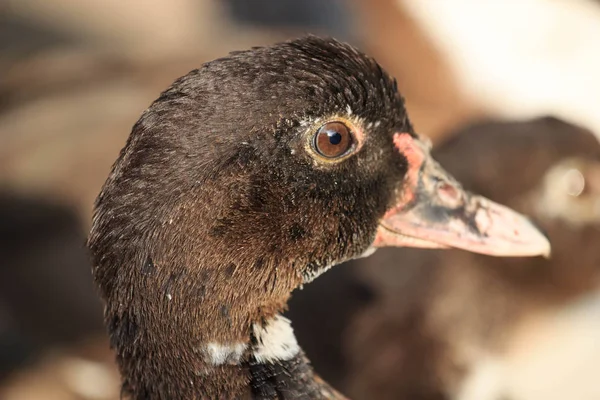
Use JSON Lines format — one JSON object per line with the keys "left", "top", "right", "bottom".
{"left": 289, "top": 116, "right": 600, "bottom": 400}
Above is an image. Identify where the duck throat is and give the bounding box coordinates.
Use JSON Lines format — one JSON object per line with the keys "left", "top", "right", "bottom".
{"left": 105, "top": 258, "right": 334, "bottom": 398}
{"left": 114, "top": 310, "right": 339, "bottom": 398}
{"left": 94, "top": 208, "right": 343, "bottom": 397}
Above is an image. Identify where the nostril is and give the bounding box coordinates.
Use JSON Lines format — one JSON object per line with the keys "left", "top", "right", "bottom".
{"left": 437, "top": 181, "right": 462, "bottom": 206}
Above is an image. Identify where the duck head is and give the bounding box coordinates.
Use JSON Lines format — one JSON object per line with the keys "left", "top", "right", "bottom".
{"left": 88, "top": 36, "right": 549, "bottom": 398}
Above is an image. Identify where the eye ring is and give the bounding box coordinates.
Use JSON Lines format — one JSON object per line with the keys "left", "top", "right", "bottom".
{"left": 313, "top": 122, "right": 354, "bottom": 159}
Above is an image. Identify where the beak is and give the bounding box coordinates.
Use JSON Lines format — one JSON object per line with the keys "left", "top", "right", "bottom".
{"left": 373, "top": 133, "right": 551, "bottom": 258}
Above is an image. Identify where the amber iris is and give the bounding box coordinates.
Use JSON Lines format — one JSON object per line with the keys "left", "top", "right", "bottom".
{"left": 314, "top": 122, "right": 352, "bottom": 158}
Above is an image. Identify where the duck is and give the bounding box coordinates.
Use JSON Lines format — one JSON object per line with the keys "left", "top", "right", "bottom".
{"left": 87, "top": 36, "right": 550, "bottom": 399}
{"left": 288, "top": 116, "right": 600, "bottom": 399}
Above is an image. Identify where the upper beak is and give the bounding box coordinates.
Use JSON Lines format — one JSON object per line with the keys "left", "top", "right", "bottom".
{"left": 373, "top": 133, "right": 551, "bottom": 258}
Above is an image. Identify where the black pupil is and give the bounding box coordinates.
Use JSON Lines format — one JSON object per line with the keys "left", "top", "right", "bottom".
{"left": 327, "top": 130, "right": 342, "bottom": 145}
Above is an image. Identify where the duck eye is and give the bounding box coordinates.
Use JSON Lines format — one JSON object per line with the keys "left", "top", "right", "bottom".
{"left": 314, "top": 122, "right": 353, "bottom": 158}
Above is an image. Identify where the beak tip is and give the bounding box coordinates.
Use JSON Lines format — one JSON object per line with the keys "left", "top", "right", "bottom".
{"left": 541, "top": 241, "right": 552, "bottom": 260}
{"left": 529, "top": 219, "right": 552, "bottom": 259}
{"left": 515, "top": 220, "right": 551, "bottom": 259}
{"left": 527, "top": 218, "right": 552, "bottom": 259}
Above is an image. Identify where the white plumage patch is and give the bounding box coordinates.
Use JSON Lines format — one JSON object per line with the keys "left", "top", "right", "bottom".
{"left": 252, "top": 315, "right": 300, "bottom": 363}
{"left": 203, "top": 342, "right": 247, "bottom": 365}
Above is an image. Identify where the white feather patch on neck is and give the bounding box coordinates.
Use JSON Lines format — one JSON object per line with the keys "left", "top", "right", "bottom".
{"left": 203, "top": 342, "right": 247, "bottom": 365}
{"left": 252, "top": 315, "right": 300, "bottom": 363}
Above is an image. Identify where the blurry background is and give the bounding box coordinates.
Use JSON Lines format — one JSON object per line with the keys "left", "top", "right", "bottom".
{"left": 1, "top": 0, "right": 600, "bottom": 399}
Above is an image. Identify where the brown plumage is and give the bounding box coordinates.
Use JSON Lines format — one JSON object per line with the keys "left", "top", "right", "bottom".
{"left": 88, "top": 37, "right": 549, "bottom": 399}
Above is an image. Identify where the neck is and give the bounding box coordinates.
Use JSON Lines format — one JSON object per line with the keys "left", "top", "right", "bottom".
{"left": 112, "top": 310, "right": 341, "bottom": 399}
{"left": 92, "top": 187, "right": 349, "bottom": 398}
{"left": 104, "top": 255, "right": 344, "bottom": 399}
